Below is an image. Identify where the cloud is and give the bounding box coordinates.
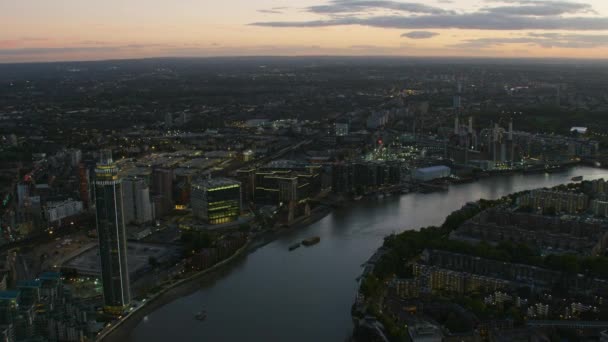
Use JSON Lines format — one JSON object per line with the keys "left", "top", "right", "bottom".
{"left": 488, "top": 0, "right": 593, "bottom": 7}
{"left": 481, "top": 0, "right": 595, "bottom": 16}
{"left": 0, "top": 40, "right": 21, "bottom": 48}
{"left": 0, "top": 37, "right": 50, "bottom": 48}
{"left": 159, "top": 44, "right": 410, "bottom": 57}
{"left": 258, "top": 9, "right": 283, "bottom": 14}
{"left": 452, "top": 33, "right": 608, "bottom": 49}
{"left": 19, "top": 37, "right": 48, "bottom": 42}
{"left": 252, "top": 0, "right": 608, "bottom": 31}
{"left": 402, "top": 31, "right": 439, "bottom": 39}
{"left": 0, "top": 46, "right": 122, "bottom": 56}
{"left": 307, "top": 0, "right": 451, "bottom": 15}
{"left": 350, "top": 44, "right": 384, "bottom": 49}
{"left": 79, "top": 40, "right": 111, "bottom": 45}
{"left": 0, "top": 44, "right": 170, "bottom": 56}
{"left": 252, "top": 12, "right": 608, "bottom": 31}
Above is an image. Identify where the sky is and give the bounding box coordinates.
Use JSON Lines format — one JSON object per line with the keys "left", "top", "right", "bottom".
{"left": 1, "top": 0, "right": 608, "bottom": 62}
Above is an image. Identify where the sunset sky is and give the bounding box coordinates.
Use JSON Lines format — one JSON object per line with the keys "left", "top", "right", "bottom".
{"left": 1, "top": 0, "right": 608, "bottom": 62}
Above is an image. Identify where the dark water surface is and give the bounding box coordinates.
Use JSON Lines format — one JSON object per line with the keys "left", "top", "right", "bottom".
{"left": 128, "top": 167, "right": 608, "bottom": 342}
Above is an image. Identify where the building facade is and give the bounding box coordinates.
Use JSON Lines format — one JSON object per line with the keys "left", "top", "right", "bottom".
{"left": 122, "top": 177, "right": 154, "bottom": 225}
{"left": 94, "top": 151, "right": 130, "bottom": 313}
{"left": 44, "top": 199, "right": 84, "bottom": 223}
{"left": 517, "top": 189, "right": 589, "bottom": 214}
{"left": 191, "top": 178, "right": 242, "bottom": 225}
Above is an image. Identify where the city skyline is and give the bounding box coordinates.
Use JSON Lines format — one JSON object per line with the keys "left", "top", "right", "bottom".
{"left": 2, "top": 0, "right": 608, "bottom": 63}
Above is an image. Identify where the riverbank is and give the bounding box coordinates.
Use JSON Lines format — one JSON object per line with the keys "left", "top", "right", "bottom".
{"left": 98, "top": 238, "right": 252, "bottom": 341}
{"left": 349, "top": 170, "right": 602, "bottom": 341}
{"left": 99, "top": 203, "right": 333, "bottom": 341}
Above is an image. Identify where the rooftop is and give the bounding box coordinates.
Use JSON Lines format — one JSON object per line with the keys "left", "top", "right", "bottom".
{"left": 17, "top": 280, "right": 41, "bottom": 288}
{"left": 193, "top": 177, "right": 240, "bottom": 190}
{"left": 39, "top": 272, "right": 61, "bottom": 281}
{"left": 416, "top": 165, "right": 451, "bottom": 172}
{"left": 0, "top": 291, "right": 20, "bottom": 301}
{"left": 62, "top": 242, "right": 179, "bottom": 277}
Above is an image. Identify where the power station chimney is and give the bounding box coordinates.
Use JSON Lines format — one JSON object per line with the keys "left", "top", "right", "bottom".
{"left": 508, "top": 120, "right": 513, "bottom": 141}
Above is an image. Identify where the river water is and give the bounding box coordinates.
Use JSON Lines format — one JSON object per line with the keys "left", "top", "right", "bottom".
{"left": 127, "top": 167, "right": 608, "bottom": 342}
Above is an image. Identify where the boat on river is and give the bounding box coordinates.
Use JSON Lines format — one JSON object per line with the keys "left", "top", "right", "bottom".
{"left": 571, "top": 176, "right": 583, "bottom": 181}
{"left": 302, "top": 236, "right": 321, "bottom": 246}
{"left": 289, "top": 243, "right": 301, "bottom": 251}
{"left": 195, "top": 310, "right": 207, "bottom": 321}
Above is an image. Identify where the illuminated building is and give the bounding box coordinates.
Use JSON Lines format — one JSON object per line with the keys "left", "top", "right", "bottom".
{"left": 253, "top": 161, "right": 322, "bottom": 205}
{"left": 94, "top": 150, "right": 130, "bottom": 314}
{"left": 242, "top": 150, "right": 255, "bottom": 162}
{"left": 191, "top": 178, "right": 241, "bottom": 225}
{"left": 392, "top": 278, "right": 419, "bottom": 299}
{"left": 412, "top": 264, "right": 509, "bottom": 295}
{"left": 592, "top": 200, "right": 608, "bottom": 217}
{"left": 0, "top": 290, "right": 19, "bottom": 327}
{"left": 517, "top": 189, "right": 588, "bottom": 214}
{"left": 591, "top": 179, "right": 608, "bottom": 194}
{"left": 44, "top": 199, "right": 84, "bottom": 223}
{"left": 335, "top": 122, "right": 349, "bottom": 137}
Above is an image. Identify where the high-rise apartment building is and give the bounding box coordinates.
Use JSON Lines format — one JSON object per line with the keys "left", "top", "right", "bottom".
{"left": 94, "top": 150, "right": 130, "bottom": 314}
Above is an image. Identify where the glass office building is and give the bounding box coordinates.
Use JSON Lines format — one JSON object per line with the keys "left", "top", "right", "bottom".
{"left": 192, "top": 178, "right": 241, "bottom": 225}
{"left": 94, "top": 150, "right": 130, "bottom": 314}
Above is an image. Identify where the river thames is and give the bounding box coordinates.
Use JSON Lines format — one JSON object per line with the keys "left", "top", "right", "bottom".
{"left": 123, "top": 167, "right": 608, "bottom": 341}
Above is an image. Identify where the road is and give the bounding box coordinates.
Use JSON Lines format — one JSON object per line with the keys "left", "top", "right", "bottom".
{"left": 213, "top": 138, "right": 315, "bottom": 177}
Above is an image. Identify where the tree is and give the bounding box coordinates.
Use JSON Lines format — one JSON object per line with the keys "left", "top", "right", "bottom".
{"left": 444, "top": 312, "right": 469, "bottom": 333}
{"left": 148, "top": 256, "right": 159, "bottom": 268}
{"left": 238, "top": 223, "right": 251, "bottom": 232}
{"left": 360, "top": 276, "right": 379, "bottom": 297}
{"left": 181, "top": 230, "right": 213, "bottom": 254}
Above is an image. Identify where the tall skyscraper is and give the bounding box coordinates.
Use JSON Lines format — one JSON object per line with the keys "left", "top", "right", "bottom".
{"left": 94, "top": 150, "right": 130, "bottom": 314}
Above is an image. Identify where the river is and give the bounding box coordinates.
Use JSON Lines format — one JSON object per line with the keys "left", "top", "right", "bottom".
{"left": 121, "top": 166, "right": 608, "bottom": 342}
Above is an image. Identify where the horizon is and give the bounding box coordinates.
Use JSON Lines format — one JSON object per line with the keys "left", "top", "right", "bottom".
{"left": 2, "top": 54, "right": 608, "bottom": 66}
{"left": 2, "top": 0, "right": 608, "bottom": 63}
